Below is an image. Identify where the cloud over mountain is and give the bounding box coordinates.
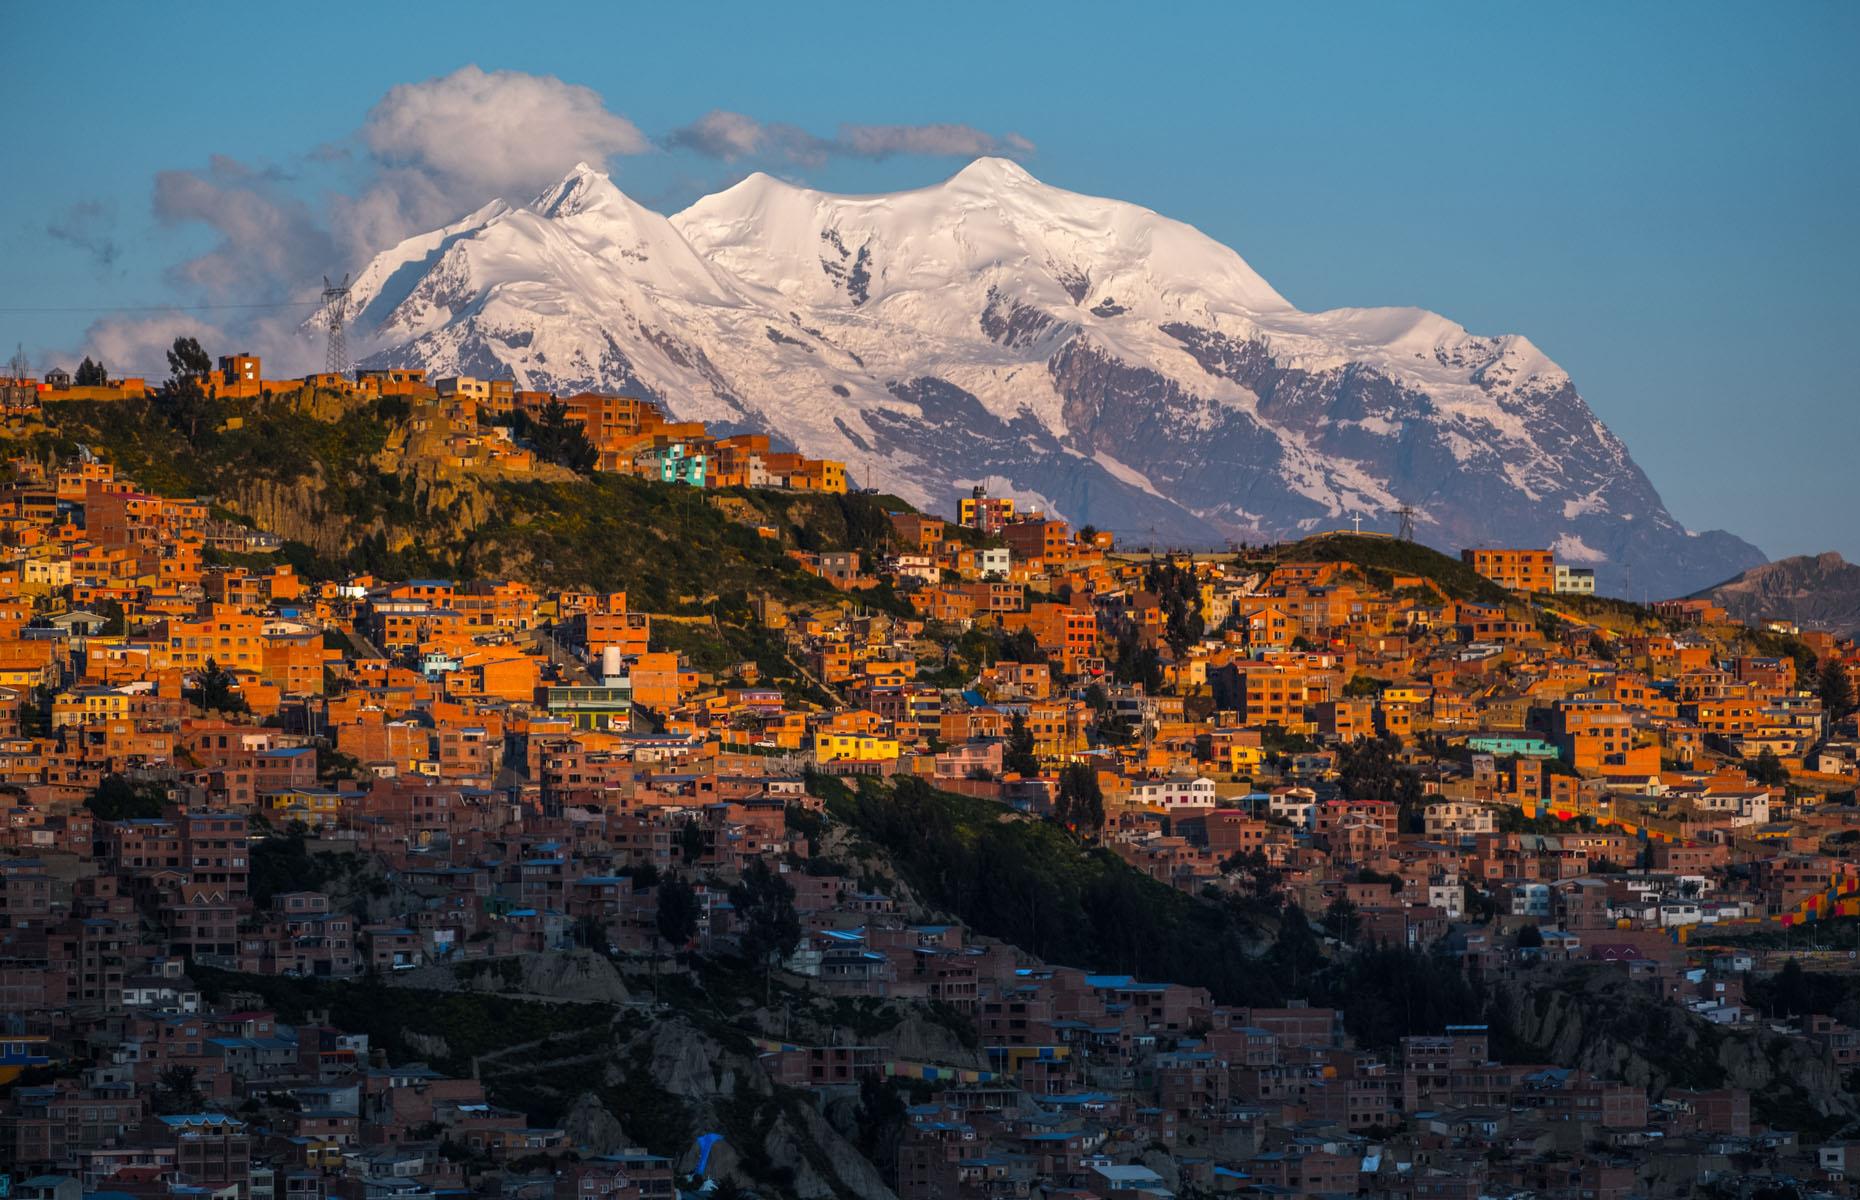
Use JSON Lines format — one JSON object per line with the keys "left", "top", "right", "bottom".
{"left": 78, "top": 68, "right": 1024, "bottom": 374}
{"left": 667, "top": 109, "right": 1036, "bottom": 165}
{"left": 361, "top": 66, "right": 652, "bottom": 196}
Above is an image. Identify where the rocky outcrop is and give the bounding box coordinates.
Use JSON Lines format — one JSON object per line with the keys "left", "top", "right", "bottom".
{"left": 562, "top": 1091, "right": 631, "bottom": 1155}
{"left": 389, "top": 951, "right": 632, "bottom": 1005}
{"left": 1494, "top": 966, "right": 1857, "bottom": 1126}
{"left": 1694, "top": 551, "right": 1860, "bottom": 634}
{"left": 861, "top": 1012, "right": 986, "bottom": 1071}
{"left": 611, "top": 1018, "right": 898, "bottom": 1199}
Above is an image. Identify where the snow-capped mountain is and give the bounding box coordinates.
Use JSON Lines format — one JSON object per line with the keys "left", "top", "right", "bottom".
{"left": 341, "top": 158, "right": 1763, "bottom": 597}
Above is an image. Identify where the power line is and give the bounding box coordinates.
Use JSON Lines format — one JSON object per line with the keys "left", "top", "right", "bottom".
{"left": 319, "top": 275, "right": 352, "bottom": 375}
{"left": 0, "top": 298, "right": 325, "bottom": 314}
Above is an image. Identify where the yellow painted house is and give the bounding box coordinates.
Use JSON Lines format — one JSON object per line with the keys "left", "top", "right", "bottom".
{"left": 814, "top": 731, "right": 900, "bottom": 763}
{"left": 52, "top": 687, "right": 131, "bottom": 729}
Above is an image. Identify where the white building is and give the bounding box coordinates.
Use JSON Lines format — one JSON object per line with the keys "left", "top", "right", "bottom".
{"left": 1268, "top": 791, "right": 1318, "bottom": 829}
{"left": 1511, "top": 881, "right": 1552, "bottom": 918}
{"left": 434, "top": 375, "right": 489, "bottom": 402}
{"left": 1554, "top": 564, "right": 1596, "bottom": 595}
{"left": 1424, "top": 801, "right": 1496, "bottom": 840}
{"left": 1129, "top": 776, "right": 1217, "bottom": 811}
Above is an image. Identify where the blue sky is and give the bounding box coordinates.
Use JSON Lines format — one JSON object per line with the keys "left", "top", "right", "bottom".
{"left": 3, "top": 1, "right": 1855, "bottom": 566}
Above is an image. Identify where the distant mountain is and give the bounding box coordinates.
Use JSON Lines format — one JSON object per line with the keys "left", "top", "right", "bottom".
{"left": 1693, "top": 552, "right": 1860, "bottom": 634}
{"left": 336, "top": 158, "right": 1765, "bottom": 597}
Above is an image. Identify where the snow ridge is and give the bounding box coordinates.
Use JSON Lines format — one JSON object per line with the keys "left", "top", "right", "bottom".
{"left": 335, "top": 159, "right": 1763, "bottom": 597}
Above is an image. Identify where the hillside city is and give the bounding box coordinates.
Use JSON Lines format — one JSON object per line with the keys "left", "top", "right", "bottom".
{"left": 3, "top": 349, "right": 1860, "bottom": 1200}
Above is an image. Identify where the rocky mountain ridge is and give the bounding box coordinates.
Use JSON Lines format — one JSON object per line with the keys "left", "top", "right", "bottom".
{"left": 338, "top": 158, "right": 1764, "bottom": 597}
{"left": 1693, "top": 551, "right": 1860, "bottom": 634}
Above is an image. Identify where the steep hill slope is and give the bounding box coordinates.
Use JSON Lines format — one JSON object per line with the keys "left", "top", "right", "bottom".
{"left": 22, "top": 390, "right": 893, "bottom": 613}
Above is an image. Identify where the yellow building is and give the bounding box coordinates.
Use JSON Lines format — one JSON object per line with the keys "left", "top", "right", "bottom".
{"left": 267, "top": 787, "right": 343, "bottom": 829}
{"left": 813, "top": 731, "right": 900, "bottom": 763}
{"left": 52, "top": 687, "right": 131, "bottom": 729}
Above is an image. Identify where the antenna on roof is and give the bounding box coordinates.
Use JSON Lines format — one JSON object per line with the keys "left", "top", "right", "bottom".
{"left": 320, "top": 274, "right": 352, "bottom": 376}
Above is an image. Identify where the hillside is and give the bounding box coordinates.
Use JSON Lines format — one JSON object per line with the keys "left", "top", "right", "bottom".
{"left": 1266, "top": 532, "right": 1514, "bottom": 604}
{"left": 817, "top": 774, "right": 1483, "bottom": 1039}
{"left": 339, "top": 159, "right": 1763, "bottom": 598}
{"left": 1693, "top": 551, "right": 1860, "bottom": 635}
{"left": 17, "top": 389, "right": 902, "bottom": 614}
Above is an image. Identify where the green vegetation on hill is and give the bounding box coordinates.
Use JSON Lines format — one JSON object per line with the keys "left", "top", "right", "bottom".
{"left": 826, "top": 774, "right": 1283, "bottom": 1003}
{"left": 1744, "top": 626, "right": 1820, "bottom": 678}
{"left": 1545, "top": 592, "right": 1668, "bottom": 629}
{"left": 1268, "top": 533, "right": 1512, "bottom": 604}
{"left": 189, "top": 965, "right": 614, "bottom": 1079}
{"left": 18, "top": 389, "right": 912, "bottom": 615}
{"left": 819, "top": 773, "right": 1486, "bottom": 1042}
{"left": 459, "top": 474, "right": 853, "bottom": 611}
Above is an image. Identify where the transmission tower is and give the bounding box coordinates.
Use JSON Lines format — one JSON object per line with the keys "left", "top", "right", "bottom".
{"left": 320, "top": 274, "right": 352, "bottom": 376}
{"left": 1395, "top": 504, "right": 1417, "bottom": 542}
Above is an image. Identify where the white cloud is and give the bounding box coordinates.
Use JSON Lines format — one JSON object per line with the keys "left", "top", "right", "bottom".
{"left": 838, "top": 122, "right": 1034, "bottom": 160}
{"left": 46, "top": 200, "right": 121, "bottom": 272}
{"left": 152, "top": 155, "right": 336, "bottom": 298}
{"left": 665, "top": 110, "right": 772, "bottom": 161}
{"left": 665, "top": 109, "right": 1036, "bottom": 166}
{"left": 80, "top": 312, "right": 231, "bottom": 380}
{"left": 363, "top": 66, "right": 650, "bottom": 196}
{"left": 69, "top": 69, "right": 1040, "bottom": 372}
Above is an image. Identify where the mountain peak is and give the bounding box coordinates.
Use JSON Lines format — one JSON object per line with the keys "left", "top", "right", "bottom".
{"left": 531, "top": 161, "right": 624, "bottom": 219}
{"left": 949, "top": 156, "right": 1037, "bottom": 188}
{"left": 347, "top": 162, "right": 1764, "bottom": 598}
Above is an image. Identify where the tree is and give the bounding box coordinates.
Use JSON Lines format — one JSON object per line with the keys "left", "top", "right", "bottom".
{"left": 87, "top": 773, "right": 168, "bottom": 821}
{"left": 855, "top": 1074, "right": 912, "bottom": 1186}
{"left": 515, "top": 399, "right": 598, "bottom": 473}
{"left": 1221, "top": 849, "right": 1284, "bottom": 899}
{"left": 1339, "top": 736, "right": 1423, "bottom": 808}
{"left": 1516, "top": 924, "right": 1544, "bottom": 949}
{"left": 186, "top": 658, "right": 248, "bottom": 714}
{"left": 1751, "top": 749, "right": 1788, "bottom": 787}
{"left": 1771, "top": 958, "right": 1812, "bottom": 1018}
{"left": 993, "top": 627, "right": 1046, "bottom": 667}
{"left": 1267, "top": 903, "right": 1323, "bottom": 992}
{"left": 729, "top": 857, "right": 801, "bottom": 1000}
{"left": 1343, "top": 674, "right": 1382, "bottom": 699}
{"left": 1095, "top": 709, "right": 1136, "bottom": 747}
{"left": 162, "top": 336, "right": 214, "bottom": 439}
{"left": 1820, "top": 659, "right": 1855, "bottom": 721}
{"left": 656, "top": 873, "right": 700, "bottom": 955}
{"left": 677, "top": 815, "right": 706, "bottom": 866}
{"left": 1053, "top": 761, "right": 1104, "bottom": 836}
{"left": 1003, "top": 711, "right": 1039, "bottom": 777}
{"left": 154, "top": 1065, "right": 204, "bottom": 1114}
{"left": 653, "top": 872, "right": 700, "bottom": 1000}
{"left": 1111, "top": 627, "right": 1163, "bottom": 693}
{"left": 570, "top": 914, "right": 607, "bottom": 951}
{"left": 1322, "top": 895, "right": 1360, "bottom": 943}
{"left": 2, "top": 344, "right": 32, "bottom": 407}
{"left": 74, "top": 356, "right": 107, "bottom": 387}
{"left": 166, "top": 335, "right": 211, "bottom": 383}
